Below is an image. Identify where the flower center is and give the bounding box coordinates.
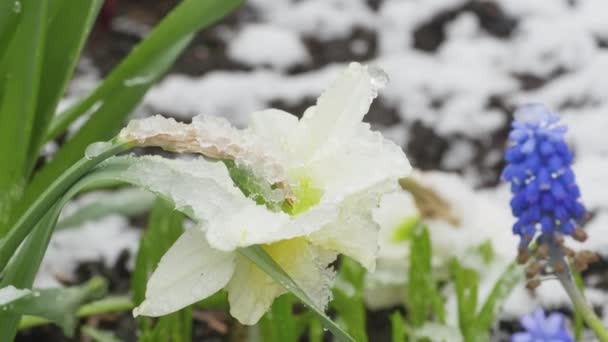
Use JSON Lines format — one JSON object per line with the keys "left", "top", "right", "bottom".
{"left": 282, "top": 175, "right": 323, "bottom": 216}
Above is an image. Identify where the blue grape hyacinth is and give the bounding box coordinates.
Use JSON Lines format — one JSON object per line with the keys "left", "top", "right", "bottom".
{"left": 511, "top": 309, "right": 575, "bottom": 342}
{"left": 502, "top": 105, "right": 586, "bottom": 249}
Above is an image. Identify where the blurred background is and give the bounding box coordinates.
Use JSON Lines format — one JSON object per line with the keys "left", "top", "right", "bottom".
{"left": 26, "top": 0, "right": 608, "bottom": 340}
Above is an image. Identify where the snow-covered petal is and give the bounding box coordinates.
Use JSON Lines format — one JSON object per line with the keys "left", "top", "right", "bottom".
{"left": 106, "top": 155, "right": 246, "bottom": 221}
{"left": 308, "top": 123, "right": 411, "bottom": 203}
{"left": 119, "top": 114, "right": 290, "bottom": 189}
{"left": 226, "top": 238, "right": 336, "bottom": 325}
{"left": 108, "top": 155, "right": 338, "bottom": 251}
{"left": 289, "top": 62, "right": 389, "bottom": 164}
{"left": 134, "top": 228, "right": 235, "bottom": 317}
{"left": 308, "top": 180, "right": 397, "bottom": 271}
{"left": 206, "top": 202, "right": 339, "bottom": 251}
{"left": 247, "top": 108, "right": 299, "bottom": 161}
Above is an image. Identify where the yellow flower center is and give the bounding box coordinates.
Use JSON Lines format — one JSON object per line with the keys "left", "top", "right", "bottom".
{"left": 282, "top": 175, "right": 323, "bottom": 216}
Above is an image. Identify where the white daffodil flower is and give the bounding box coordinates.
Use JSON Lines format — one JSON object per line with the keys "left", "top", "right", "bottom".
{"left": 365, "top": 171, "right": 517, "bottom": 309}
{"left": 117, "top": 62, "right": 411, "bottom": 324}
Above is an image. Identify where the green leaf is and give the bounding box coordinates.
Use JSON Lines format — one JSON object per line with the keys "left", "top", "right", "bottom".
{"left": 0, "top": 0, "right": 47, "bottom": 235}
{"left": 390, "top": 312, "right": 406, "bottom": 342}
{"left": 239, "top": 245, "right": 355, "bottom": 342}
{"left": 475, "top": 261, "right": 522, "bottom": 332}
{"left": 406, "top": 223, "right": 444, "bottom": 327}
{"left": 0, "top": 141, "right": 128, "bottom": 273}
{"left": 26, "top": 0, "right": 105, "bottom": 175}
{"left": 20, "top": 295, "right": 134, "bottom": 330}
{"left": 138, "top": 308, "right": 193, "bottom": 342}
{"left": 0, "top": 277, "right": 107, "bottom": 336}
{"left": 450, "top": 259, "right": 481, "bottom": 342}
{"left": 259, "top": 294, "right": 298, "bottom": 342}
{"left": 82, "top": 326, "right": 125, "bottom": 342}
{"left": 57, "top": 188, "right": 155, "bottom": 230}
{"left": 0, "top": 203, "right": 64, "bottom": 341}
{"left": 332, "top": 256, "right": 368, "bottom": 342}
{"left": 23, "top": 0, "right": 242, "bottom": 221}
{"left": 0, "top": 144, "right": 128, "bottom": 340}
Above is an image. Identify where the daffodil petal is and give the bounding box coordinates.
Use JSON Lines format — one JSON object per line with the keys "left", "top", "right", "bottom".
{"left": 247, "top": 108, "right": 298, "bottom": 160}
{"left": 107, "top": 155, "right": 244, "bottom": 221}
{"left": 310, "top": 123, "right": 411, "bottom": 203}
{"left": 205, "top": 202, "right": 339, "bottom": 251}
{"left": 226, "top": 254, "right": 285, "bottom": 325}
{"left": 133, "top": 228, "right": 235, "bottom": 317}
{"left": 227, "top": 239, "right": 336, "bottom": 325}
{"left": 309, "top": 180, "right": 398, "bottom": 271}
{"left": 290, "top": 62, "right": 388, "bottom": 163}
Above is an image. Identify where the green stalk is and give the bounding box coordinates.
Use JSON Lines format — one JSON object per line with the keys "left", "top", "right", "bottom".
{"left": 557, "top": 269, "right": 608, "bottom": 341}
{"left": 0, "top": 140, "right": 129, "bottom": 272}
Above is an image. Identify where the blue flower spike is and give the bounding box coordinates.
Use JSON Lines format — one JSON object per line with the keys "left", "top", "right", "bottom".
{"left": 502, "top": 105, "right": 600, "bottom": 287}
{"left": 511, "top": 308, "right": 575, "bottom": 342}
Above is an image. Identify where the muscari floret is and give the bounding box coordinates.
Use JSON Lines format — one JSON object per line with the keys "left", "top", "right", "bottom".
{"left": 502, "top": 104, "right": 586, "bottom": 249}
{"left": 511, "top": 308, "right": 575, "bottom": 342}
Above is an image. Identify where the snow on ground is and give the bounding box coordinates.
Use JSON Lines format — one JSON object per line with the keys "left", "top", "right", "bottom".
{"left": 43, "top": 0, "right": 608, "bottom": 326}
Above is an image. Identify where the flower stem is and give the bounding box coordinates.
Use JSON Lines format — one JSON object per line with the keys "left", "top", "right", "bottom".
{"left": 0, "top": 140, "right": 130, "bottom": 273}
{"left": 557, "top": 268, "right": 608, "bottom": 341}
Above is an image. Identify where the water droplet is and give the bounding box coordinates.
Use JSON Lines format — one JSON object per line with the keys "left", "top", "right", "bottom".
{"left": 13, "top": 1, "right": 21, "bottom": 13}
{"left": 85, "top": 141, "right": 111, "bottom": 160}
{"left": 368, "top": 66, "right": 388, "bottom": 90}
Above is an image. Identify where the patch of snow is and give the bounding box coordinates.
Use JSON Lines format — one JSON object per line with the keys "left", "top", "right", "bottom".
{"left": 228, "top": 24, "right": 310, "bottom": 70}
{"left": 35, "top": 215, "right": 140, "bottom": 288}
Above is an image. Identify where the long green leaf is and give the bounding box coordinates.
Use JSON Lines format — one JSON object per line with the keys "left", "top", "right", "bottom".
{"left": 239, "top": 245, "right": 355, "bottom": 342}
{"left": 24, "top": 0, "right": 242, "bottom": 213}
{"left": 406, "top": 223, "right": 444, "bottom": 327}
{"left": 20, "top": 295, "right": 134, "bottom": 330}
{"left": 0, "top": 141, "right": 129, "bottom": 272}
{"left": 26, "top": 0, "right": 105, "bottom": 175}
{"left": 0, "top": 0, "right": 47, "bottom": 235}
{"left": 0, "top": 150, "right": 130, "bottom": 340}
{"left": 475, "top": 262, "right": 522, "bottom": 332}
{"left": 0, "top": 203, "right": 63, "bottom": 341}
{"left": 259, "top": 294, "right": 298, "bottom": 342}
{"left": 390, "top": 312, "right": 406, "bottom": 342}
{"left": 332, "top": 257, "right": 368, "bottom": 342}
{"left": 450, "top": 259, "right": 481, "bottom": 342}
{"left": 82, "top": 326, "right": 125, "bottom": 342}
{"left": 46, "top": 0, "right": 241, "bottom": 141}
{"left": 0, "top": 277, "right": 107, "bottom": 336}
{"left": 57, "top": 188, "right": 154, "bottom": 230}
